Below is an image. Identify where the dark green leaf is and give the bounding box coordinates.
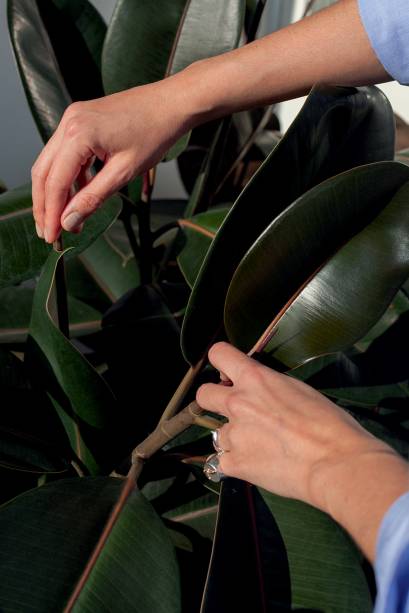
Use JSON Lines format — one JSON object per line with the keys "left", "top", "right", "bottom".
{"left": 177, "top": 207, "right": 229, "bottom": 288}
{"left": 396, "top": 149, "right": 409, "bottom": 168}
{"left": 0, "top": 284, "right": 101, "bottom": 344}
{"left": 102, "top": 0, "right": 245, "bottom": 160}
{"left": 47, "top": 0, "right": 106, "bottom": 70}
{"left": 0, "top": 184, "right": 121, "bottom": 289}
{"left": 182, "top": 119, "right": 233, "bottom": 217}
{"left": 226, "top": 166, "right": 409, "bottom": 366}
{"left": 8, "top": 0, "right": 106, "bottom": 141}
{"left": 201, "top": 479, "right": 292, "bottom": 613}
{"left": 306, "top": 0, "right": 336, "bottom": 15}
{"left": 181, "top": 85, "right": 395, "bottom": 365}
{"left": 260, "top": 491, "right": 372, "bottom": 612}
{"left": 167, "top": 495, "right": 218, "bottom": 540}
{"left": 323, "top": 382, "right": 409, "bottom": 407}
{"left": 0, "top": 477, "right": 180, "bottom": 612}
{"left": 101, "top": 285, "right": 187, "bottom": 449}
{"left": 28, "top": 249, "right": 118, "bottom": 474}
{"left": 288, "top": 353, "right": 340, "bottom": 383}
{"left": 77, "top": 230, "right": 140, "bottom": 303}
{"left": 353, "top": 290, "right": 409, "bottom": 353}
{"left": 102, "top": 0, "right": 245, "bottom": 93}
{"left": 0, "top": 349, "right": 72, "bottom": 474}
{"left": 225, "top": 169, "right": 409, "bottom": 367}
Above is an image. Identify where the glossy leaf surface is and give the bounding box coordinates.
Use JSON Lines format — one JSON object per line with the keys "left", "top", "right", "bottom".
{"left": 226, "top": 169, "right": 409, "bottom": 367}
{"left": 28, "top": 250, "right": 118, "bottom": 474}
{"left": 0, "top": 284, "right": 101, "bottom": 344}
{"left": 101, "top": 285, "right": 187, "bottom": 448}
{"left": 177, "top": 207, "right": 229, "bottom": 288}
{"left": 77, "top": 230, "right": 140, "bottom": 303}
{"left": 0, "top": 478, "right": 180, "bottom": 612}
{"left": 102, "top": 0, "right": 245, "bottom": 94}
{"left": 201, "top": 479, "right": 291, "bottom": 613}
{"left": 8, "top": 0, "right": 106, "bottom": 141}
{"left": 0, "top": 184, "right": 121, "bottom": 289}
{"left": 0, "top": 349, "right": 72, "bottom": 474}
{"left": 102, "top": 0, "right": 245, "bottom": 160}
{"left": 261, "top": 491, "right": 372, "bottom": 612}
{"left": 306, "top": 0, "right": 336, "bottom": 15}
{"left": 225, "top": 163, "right": 409, "bottom": 362}
{"left": 182, "top": 85, "right": 395, "bottom": 365}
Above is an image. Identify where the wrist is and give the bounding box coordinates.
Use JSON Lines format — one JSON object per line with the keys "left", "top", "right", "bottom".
{"left": 310, "top": 443, "right": 409, "bottom": 561}
{"left": 171, "top": 58, "right": 235, "bottom": 128}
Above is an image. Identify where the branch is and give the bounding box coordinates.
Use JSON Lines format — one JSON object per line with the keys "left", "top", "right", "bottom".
{"left": 130, "top": 400, "right": 205, "bottom": 482}
{"left": 138, "top": 169, "right": 156, "bottom": 284}
{"left": 159, "top": 357, "right": 206, "bottom": 423}
{"left": 303, "top": 0, "right": 317, "bottom": 18}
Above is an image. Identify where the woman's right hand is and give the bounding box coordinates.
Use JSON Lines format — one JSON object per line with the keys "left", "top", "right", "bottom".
{"left": 31, "top": 76, "right": 195, "bottom": 243}
{"left": 196, "top": 342, "right": 409, "bottom": 561}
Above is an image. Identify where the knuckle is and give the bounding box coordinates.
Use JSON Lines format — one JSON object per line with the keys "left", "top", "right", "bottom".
{"left": 45, "top": 173, "right": 67, "bottom": 193}
{"left": 64, "top": 101, "right": 85, "bottom": 120}
{"left": 31, "top": 162, "right": 44, "bottom": 180}
{"left": 65, "top": 117, "right": 84, "bottom": 140}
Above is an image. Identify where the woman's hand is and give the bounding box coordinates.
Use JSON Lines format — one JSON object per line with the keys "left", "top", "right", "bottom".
{"left": 196, "top": 342, "right": 409, "bottom": 560}
{"left": 31, "top": 77, "right": 194, "bottom": 243}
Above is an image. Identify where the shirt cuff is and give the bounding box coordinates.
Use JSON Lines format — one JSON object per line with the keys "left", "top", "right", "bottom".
{"left": 358, "top": 0, "right": 409, "bottom": 85}
{"left": 374, "top": 491, "right": 409, "bottom": 613}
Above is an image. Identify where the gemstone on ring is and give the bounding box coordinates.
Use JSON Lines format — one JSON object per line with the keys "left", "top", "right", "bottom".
{"left": 203, "top": 452, "right": 225, "bottom": 483}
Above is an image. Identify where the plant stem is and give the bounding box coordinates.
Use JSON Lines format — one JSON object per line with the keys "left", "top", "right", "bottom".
{"left": 138, "top": 169, "right": 156, "bottom": 284}
{"left": 53, "top": 237, "right": 69, "bottom": 338}
{"left": 247, "top": 0, "right": 267, "bottom": 43}
{"left": 303, "top": 0, "right": 317, "bottom": 18}
{"left": 131, "top": 400, "right": 205, "bottom": 482}
{"left": 119, "top": 194, "right": 141, "bottom": 262}
{"left": 159, "top": 357, "right": 206, "bottom": 423}
{"left": 213, "top": 105, "right": 276, "bottom": 198}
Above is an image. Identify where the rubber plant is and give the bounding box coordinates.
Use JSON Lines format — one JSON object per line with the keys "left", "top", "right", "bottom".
{"left": 0, "top": 1, "right": 408, "bottom": 612}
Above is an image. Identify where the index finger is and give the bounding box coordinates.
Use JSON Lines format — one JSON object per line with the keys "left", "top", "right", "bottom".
{"left": 44, "top": 142, "right": 93, "bottom": 243}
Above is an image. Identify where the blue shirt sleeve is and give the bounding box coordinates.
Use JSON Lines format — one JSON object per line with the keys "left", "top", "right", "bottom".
{"left": 374, "top": 491, "right": 409, "bottom": 613}
{"left": 358, "top": 0, "right": 409, "bottom": 85}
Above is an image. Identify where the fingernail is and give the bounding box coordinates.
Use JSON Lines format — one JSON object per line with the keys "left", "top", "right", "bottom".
{"left": 72, "top": 222, "right": 84, "bottom": 234}
{"left": 62, "top": 211, "right": 83, "bottom": 232}
{"left": 35, "top": 223, "right": 44, "bottom": 239}
{"left": 44, "top": 228, "right": 51, "bottom": 243}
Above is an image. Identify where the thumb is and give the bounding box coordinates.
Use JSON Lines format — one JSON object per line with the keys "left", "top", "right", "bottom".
{"left": 61, "top": 157, "right": 133, "bottom": 232}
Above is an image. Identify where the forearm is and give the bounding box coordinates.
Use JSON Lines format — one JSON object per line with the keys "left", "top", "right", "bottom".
{"left": 312, "top": 447, "right": 409, "bottom": 562}
{"left": 172, "top": 0, "right": 390, "bottom": 127}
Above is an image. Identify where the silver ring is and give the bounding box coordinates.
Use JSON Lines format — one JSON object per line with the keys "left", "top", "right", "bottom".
{"left": 212, "top": 429, "right": 229, "bottom": 455}
{"left": 203, "top": 453, "right": 225, "bottom": 483}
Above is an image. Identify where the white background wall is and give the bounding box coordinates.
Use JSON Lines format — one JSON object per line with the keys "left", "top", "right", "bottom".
{"left": 0, "top": 0, "right": 408, "bottom": 195}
